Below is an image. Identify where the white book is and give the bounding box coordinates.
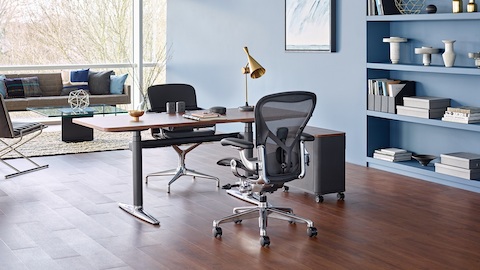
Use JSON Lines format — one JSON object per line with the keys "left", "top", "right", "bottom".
{"left": 397, "top": 106, "right": 446, "bottom": 119}
{"left": 441, "top": 116, "right": 480, "bottom": 124}
{"left": 374, "top": 152, "right": 411, "bottom": 162}
{"left": 440, "top": 152, "right": 480, "bottom": 169}
{"left": 444, "top": 111, "right": 480, "bottom": 119}
{"left": 446, "top": 106, "right": 480, "bottom": 114}
{"left": 375, "top": 149, "right": 412, "bottom": 157}
{"left": 379, "top": 147, "right": 407, "bottom": 155}
{"left": 403, "top": 96, "right": 451, "bottom": 109}
{"left": 435, "top": 162, "right": 480, "bottom": 180}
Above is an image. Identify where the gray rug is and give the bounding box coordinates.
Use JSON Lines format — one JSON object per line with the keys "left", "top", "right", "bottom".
{"left": 3, "top": 129, "right": 152, "bottom": 159}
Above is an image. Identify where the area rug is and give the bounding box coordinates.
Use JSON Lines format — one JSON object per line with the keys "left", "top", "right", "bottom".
{"left": 2, "top": 129, "right": 152, "bottom": 159}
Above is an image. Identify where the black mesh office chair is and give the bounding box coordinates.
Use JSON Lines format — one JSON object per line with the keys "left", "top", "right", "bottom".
{"left": 146, "top": 84, "right": 224, "bottom": 193}
{"left": 0, "top": 95, "right": 48, "bottom": 178}
{"left": 213, "top": 91, "right": 317, "bottom": 247}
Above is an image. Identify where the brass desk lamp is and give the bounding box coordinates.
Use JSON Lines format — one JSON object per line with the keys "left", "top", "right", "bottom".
{"left": 239, "top": 47, "right": 265, "bottom": 111}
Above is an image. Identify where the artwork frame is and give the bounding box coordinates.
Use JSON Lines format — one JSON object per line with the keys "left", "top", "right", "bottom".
{"left": 285, "top": 0, "right": 336, "bottom": 52}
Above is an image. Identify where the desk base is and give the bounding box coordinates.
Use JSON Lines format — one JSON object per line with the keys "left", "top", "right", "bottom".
{"left": 119, "top": 203, "right": 160, "bottom": 225}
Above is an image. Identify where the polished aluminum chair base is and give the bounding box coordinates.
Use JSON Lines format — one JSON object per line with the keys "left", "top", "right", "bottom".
{"left": 1, "top": 95, "right": 48, "bottom": 179}
{"left": 145, "top": 143, "right": 219, "bottom": 193}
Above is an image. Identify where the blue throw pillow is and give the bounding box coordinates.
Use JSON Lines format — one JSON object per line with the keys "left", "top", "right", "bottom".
{"left": 70, "top": 68, "right": 90, "bottom": 82}
{"left": 110, "top": 74, "right": 128, "bottom": 94}
{"left": 0, "top": 74, "right": 6, "bottom": 97}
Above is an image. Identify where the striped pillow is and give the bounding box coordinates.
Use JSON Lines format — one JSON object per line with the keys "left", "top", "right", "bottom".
{"left": 4, "top": 77, "right": 42, "bottom": 98}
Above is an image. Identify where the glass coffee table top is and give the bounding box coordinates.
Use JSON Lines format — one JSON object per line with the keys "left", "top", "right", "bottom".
{"left": 27, "top": 104, "right": 128, "bottom": 117}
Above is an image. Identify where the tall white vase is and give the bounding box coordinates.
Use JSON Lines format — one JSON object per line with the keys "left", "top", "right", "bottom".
{"left": 442, "top": 40, "right": 456, "bottom": 67}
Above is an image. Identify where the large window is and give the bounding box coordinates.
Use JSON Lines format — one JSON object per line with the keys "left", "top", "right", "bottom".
{"left": 0, "top": 0, "right": 167, "bottom": 106}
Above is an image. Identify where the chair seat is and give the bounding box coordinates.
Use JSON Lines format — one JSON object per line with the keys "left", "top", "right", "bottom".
{"left": 140, "top": 132, "right": 239, "bottom": 149}
{"left": 160, "top": 128, "right": 215, "bottom": 139}
{"left": 12, "top": 122, "right": 45, "bottom": 137}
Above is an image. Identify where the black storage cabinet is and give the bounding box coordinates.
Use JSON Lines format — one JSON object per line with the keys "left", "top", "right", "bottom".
{"left": 287, "top": 126, "right": 346, "bottom": 203}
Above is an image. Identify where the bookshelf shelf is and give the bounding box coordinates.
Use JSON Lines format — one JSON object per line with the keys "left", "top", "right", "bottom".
{"left": 367, "top": 110, "right": 480, "bottom": 132}
{"left": 366, "top": 63, "right": 480, "bottom": 75}
{"left": 366, "top": 157, "right": 480, "bottom": 192}
{"left": 367, "top": 12, "right": 480, "bottom": 22}
{"left": 366, "top": 0, "right": 480, "bottom": 192}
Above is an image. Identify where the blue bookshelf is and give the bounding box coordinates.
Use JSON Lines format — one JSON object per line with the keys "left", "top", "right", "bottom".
{"left": 366, "top": 4, "right": 480, "bottom": 192}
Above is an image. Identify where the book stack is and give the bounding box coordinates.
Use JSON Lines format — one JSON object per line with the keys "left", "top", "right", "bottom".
{"left": 442, "top": 106, "right": 480, "bottom": 124}
{"left": 367, "top": 79, "right": 415, "bottom": 113}
{"left": 434, "top": 152, "right": 480, "bottom": 180}
{"left": 373, "top": 147, "right": 412, "bottom": 162}
{"left": 396, "top": 96, "right": 451, "bottom": 119}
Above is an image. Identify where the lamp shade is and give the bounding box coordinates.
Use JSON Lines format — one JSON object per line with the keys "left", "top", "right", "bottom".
{"left": 243, "top": 47, "right": 265, "bottom": 79}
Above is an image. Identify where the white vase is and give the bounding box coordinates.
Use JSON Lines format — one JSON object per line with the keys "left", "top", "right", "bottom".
{"left": 442, "top": 40, "right": 456, "bottom": 67}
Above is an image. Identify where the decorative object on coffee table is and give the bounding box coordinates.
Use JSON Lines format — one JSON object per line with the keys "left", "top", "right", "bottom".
{"left": 468, "top": 52, "right": 480, "bottom": 68}
{"left": 415, "top": 46, "right": 441, "bottom": 66}
{"left": 68, "top": 89, "right": 90, "bottom": 113}
{"left": 442, "top": 40, "right": 456, "bottom": 67}
{"left": 412, "top": 154, "right": 437, "bottom": 166}
{"left": 383, "top": 37, "right": 408, "bottom": 64}
{"left": 394, "top": 0, "right": 425, "bottom": 14}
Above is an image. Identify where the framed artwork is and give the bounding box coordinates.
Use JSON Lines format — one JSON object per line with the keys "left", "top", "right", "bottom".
{"left": 285, "top": 0, "right": 336, "bottom": 52}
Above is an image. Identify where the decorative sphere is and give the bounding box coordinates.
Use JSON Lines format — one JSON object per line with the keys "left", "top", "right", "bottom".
{"left": 426, "top": 4, "right": 437, "bottom": 14}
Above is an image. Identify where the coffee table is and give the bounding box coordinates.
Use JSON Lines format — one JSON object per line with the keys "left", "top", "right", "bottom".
{"left": 27, "top": 105, "right": 128, "bottom": 142}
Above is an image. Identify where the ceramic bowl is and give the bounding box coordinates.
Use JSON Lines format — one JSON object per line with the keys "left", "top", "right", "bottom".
{"left": 412, "top": 154, "right": 436, "bottom": 166}
{"left": 128, "top": 110, "right": 145, "bottom": 122}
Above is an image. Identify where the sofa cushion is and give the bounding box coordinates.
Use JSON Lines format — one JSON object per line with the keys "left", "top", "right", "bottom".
{"left": 4, "top": 77, "right": 42, "bottom": 98}
{"left": 70, "top": 68, "right": 89, "bottom": 82}
{"left": 0, "top": 74, "right": 6, "bottom": 98}
{"left": 89, "top": 70, "right": 113, "bottom": 95}
{"left": 4, "top": 78, "right": 25, "bottom": 98}
{"left": 110, "top": 74, "right": 128, "bottom": 94}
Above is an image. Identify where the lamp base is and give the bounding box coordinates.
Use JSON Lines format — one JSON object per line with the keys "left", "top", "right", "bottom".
{"left": 239, "top": 105, "right": 254, "bottom": 111}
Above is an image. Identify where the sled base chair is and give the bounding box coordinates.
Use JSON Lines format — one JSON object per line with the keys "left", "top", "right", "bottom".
{"left": 145, "top": 84, "right": 239, "bottom": 193}
{"left": 0, "top": 95, "right": 48, "bottom": 179}
{"left": 213, "top": 91, "right": 318, "bottom": 247}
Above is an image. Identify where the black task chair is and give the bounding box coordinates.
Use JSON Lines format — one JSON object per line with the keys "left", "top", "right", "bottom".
{"left": 145, "top": 84, "right": 237, "bottom": 193}
{"left": 213, "top": 91, "right": 317, "bottom": 247}
{"left": 0, "top": 95, "right": 48, "bottom": 178}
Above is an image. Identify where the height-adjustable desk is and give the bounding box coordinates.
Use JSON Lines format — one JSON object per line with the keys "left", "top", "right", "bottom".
{"left": 73, "top": 109, "right": 254, "bottom": 225}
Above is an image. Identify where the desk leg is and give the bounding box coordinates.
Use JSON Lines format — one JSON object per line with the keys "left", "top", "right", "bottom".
{"left": 244, "top": 122, "right": 253, "bottom": 158}
{"left": 118, "top": 130, "right": 160, "bottom": 225}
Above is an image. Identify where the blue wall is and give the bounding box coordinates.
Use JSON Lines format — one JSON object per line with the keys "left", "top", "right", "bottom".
{"left": 166, "top": 0, "right": 366, "bottom": 165}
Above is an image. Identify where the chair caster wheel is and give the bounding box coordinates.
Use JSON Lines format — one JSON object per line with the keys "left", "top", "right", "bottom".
{"left": 213, "top": 227, "right": 222, "bottom": 238}
{"left": 260, "top": 236, "right": 270, "bottom": 247}
{"left": 283, "top": 186, "right": 289, "bottom": 192}
{"left": 234, "top": 220, "right": 242, "bottom": 224}
{"left": 337, "top": 192, "right": 345, "bottom": 200}
{"left": 307, "top": 227, "right": 317, "bottom": 237}
{"left": 315, "top": 195, "right": 324, "bottom": 203}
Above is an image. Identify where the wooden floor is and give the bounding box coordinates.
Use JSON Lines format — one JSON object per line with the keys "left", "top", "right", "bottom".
{"left": 1, "top": 142, "right": 480, "bottom": 270}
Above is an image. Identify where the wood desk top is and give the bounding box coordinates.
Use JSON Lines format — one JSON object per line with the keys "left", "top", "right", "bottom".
{"left": 73, "top": 108, "right": 255, "bottom": 132}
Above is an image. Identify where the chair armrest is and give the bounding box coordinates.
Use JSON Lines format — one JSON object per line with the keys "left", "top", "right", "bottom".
{"left": 220, "top": 137, "right": 254, "bottom": 149}
{"left": 301, "top": 133, "right": 315, "bottom": 142}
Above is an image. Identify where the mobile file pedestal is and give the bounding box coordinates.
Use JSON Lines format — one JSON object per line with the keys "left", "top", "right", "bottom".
{"left": 287, "top": 126, "right": 346, "bottom": 203}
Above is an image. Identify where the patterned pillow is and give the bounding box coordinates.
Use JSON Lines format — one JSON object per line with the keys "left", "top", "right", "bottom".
{"left": 21, "top": 77, "right": 42, "bottom": 97}
{"left": 4, "top": 77, "right": 42, "bottom": 98}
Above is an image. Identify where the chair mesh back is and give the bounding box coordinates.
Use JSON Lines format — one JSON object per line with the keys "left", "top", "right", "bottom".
{"left": 0, "top": 95, "right": 14, "bottom": 138}
{"left": 147, "top": 84, "right": 199, "bottom": 113}
{"left": 255, "top": 91, "right": 316, "bottom": 183}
